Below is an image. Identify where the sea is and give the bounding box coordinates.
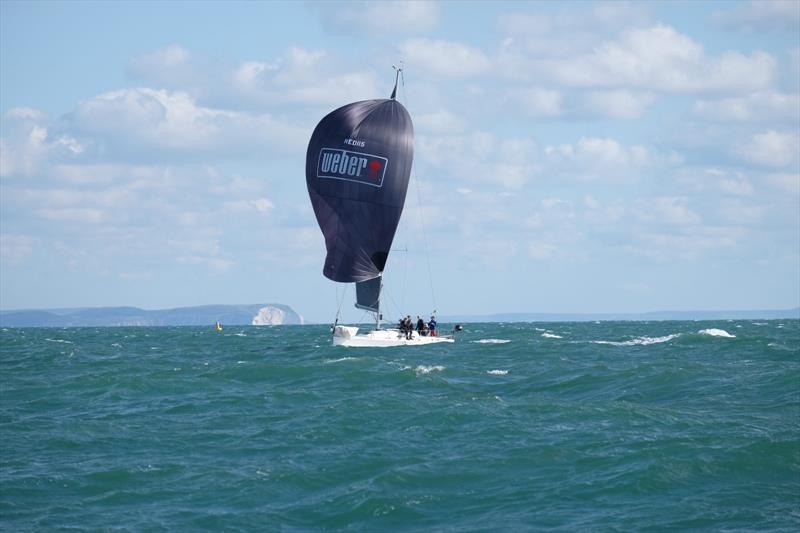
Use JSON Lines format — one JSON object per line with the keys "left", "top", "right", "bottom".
{"left": 1, "top": 320, "right": 798, "bottom": 532}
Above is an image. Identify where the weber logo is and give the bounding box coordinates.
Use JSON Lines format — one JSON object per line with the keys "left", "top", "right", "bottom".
{"left": 317, "top": 148, "right": 388, "bottom": 187}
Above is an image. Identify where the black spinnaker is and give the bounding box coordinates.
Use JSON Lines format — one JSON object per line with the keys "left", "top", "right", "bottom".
{"left": 305, "top": 81, "right": 414, "bottom": 307}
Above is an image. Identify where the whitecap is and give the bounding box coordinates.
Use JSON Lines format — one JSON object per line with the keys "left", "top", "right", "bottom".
{"left": 324, "top": 357, "right": 358, "bottom": 364}
{"left": 541, "top": 332, "right": 562, "bottom": 339}
{"left": 487, "top": 369, "right": 508, "bottom": 375}
{"left": 592, "top": 333, "right": 681, "bottom": 346}
{"left": 46, "top": 338, "right": 73, "bottom": 344}
{"left": 473, "top": 339, "right": 511, "bottom": 344}
{"left": 414, "top": 365, "right": 445, "bottom": 374}
{"left": 233, "top": 333, "right": 247, "bottom": 337}
{"left": 698, "top": 328, "right": 736, "bottom": 338}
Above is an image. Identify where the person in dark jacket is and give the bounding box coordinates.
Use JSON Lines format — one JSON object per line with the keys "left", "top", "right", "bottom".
{"left": 428, "top": 316, "right": 437, "bottom": 337}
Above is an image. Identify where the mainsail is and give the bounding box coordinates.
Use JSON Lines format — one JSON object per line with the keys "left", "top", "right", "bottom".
{"left": 354, "top": 276, "right": 382, "bottom": 313}
{"left": 305, "top": 96, "right": 414, "bottom": 286}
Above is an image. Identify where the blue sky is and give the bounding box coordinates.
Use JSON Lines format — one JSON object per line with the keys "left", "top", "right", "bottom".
{"left": 1, "top": 0, "right": 798, "bottom": 323}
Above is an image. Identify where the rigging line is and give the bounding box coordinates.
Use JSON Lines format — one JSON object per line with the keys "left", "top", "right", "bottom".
{"left": 402, "top": 240, "right": 407, "bottom": 315}
{"left": 400, "top": 69, "right": 438, "bottom": 313}
{"left": 334, "top": 283, "right": 347, "bottom": 325}
{"left": 382, "top": 284, "right": 404, "bottom": 323}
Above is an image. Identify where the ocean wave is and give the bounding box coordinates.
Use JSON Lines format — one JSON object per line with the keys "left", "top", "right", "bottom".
{"left": 45, "top": 338, "right": 73, "bottom": 344}
{"left": 407, "top": 365, "right": 445, "bottom": 375}
{"left": 698, "top": 328, "right": 736, "bottom": 338}
{"left": 324, "top": 357, "right": 358, "bottom": 364}
{"left": 487, "top": 369, "right": 508, "bottom": 375}
{"left": 473, "top": 339, "right": 511, "bottom": 344}
{"left": 592, "top": 334, "right": 681, "bottom": 346}
{"left": 541, "top": 333, "right": 562, "bottom": 339}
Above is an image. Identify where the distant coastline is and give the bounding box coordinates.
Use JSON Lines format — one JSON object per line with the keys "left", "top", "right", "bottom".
{"left": 1, "top": 305, "right": 797, "bottom": 327}
{"left": 0, "top": 304, "right": 304, "bottom": 327}
{"left": 440, "top": 308, "right": 800, "bottom": 324}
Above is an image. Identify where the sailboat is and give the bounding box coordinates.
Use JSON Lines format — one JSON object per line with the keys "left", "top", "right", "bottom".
{"left": 305, "top": 69, "right": 456, "bottom": 347}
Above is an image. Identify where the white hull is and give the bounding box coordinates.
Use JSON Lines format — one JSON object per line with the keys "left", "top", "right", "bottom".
{"left": 333, "top": 325, "right": 454, "bottom": 347}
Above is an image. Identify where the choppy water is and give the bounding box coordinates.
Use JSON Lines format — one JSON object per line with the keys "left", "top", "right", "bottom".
{"left": 1, "top": 320, "right": 798, "bottom": 531}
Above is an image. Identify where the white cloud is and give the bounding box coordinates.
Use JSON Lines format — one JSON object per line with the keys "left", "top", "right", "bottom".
{"left": 130, "top": 44, "right": 190, "bottom": 73}
{"left": 718, "top": 176, "right": 755, "bottom": 196}
{"left": 547, "top": 25, "right": 775, "bottom": 93}
{"left": 509, "top": 87, "right": 564, "bottom": 117}
{"left": 230, "top": 46, "right": 381, "bottom": 106}
{"left": 399, "top": 39, "right": 492, "bottom": 78}
{"left": 528, "top": 242, "right": 558, "bottom": 260}
{"left": 129, "top": 45, "right": 380, "bottom": 109}
{"left": 714, "top": 0, "right": 800, "bottom": 32}
{"left": 545, "top": 137, "right": 650, "bottom": 178}
{"left": 650, "top": 197, "right": 703, "bottom": 226}
{"left": 789, "top": 48, "right": 800, "bottom": 92}
{"left": 35, "top": 207, "right": 107, "bottom": 223}
{"left": 65, "top": 88, "right": 306, "bottom": 160}
{"left": 626, "top": 226, "right": 743, "bottom": 262}
{"left": 251, "top": 198, "right": 274, "bottom": 213}
{"left": 0, "top": 234, "right": 38, "bottom": 265}
{"left": 1, "top": 108, "right": 84, "bottom": 178}
{"left": 498, "top": 3, "right": 651, "bottom": 57}
{"left": 765, "top": 172, "right": 800, "bottom": 194}
{"left": 694, "top": 91, "right": 799, "bottom": 122}
{"left": 583, "top": 90, "right": 656, "bottom": 119}
{"left": 222, "top": 198, "right": 274, "bottom": 214}
{"left": 316, "top": 0, "right": 439, "bottom": 35}
{"left": 716, "top": 200, "right": 765, "bottom": 225}
{"left": 738, "top": 130, "right": 799, "bottom": 167}
{"left": 415, "top": 110, "right": 467, "bottom": 134}
{"left": 698, "top": 168, "right": 755, "bottom": 197}
{"left": 168, "top": 238, "right": 233, "bottom": 272}
{"left": 419, "top": 132, "right": 537, "bottom": 188}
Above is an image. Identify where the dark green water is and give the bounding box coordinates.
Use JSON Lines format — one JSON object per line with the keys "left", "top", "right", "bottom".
{"left": 1, "top": 320, "right": 798, "bottom": 531}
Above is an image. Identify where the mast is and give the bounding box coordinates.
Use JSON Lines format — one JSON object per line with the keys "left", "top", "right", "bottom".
{"left": 390, "top": 64, "right": 402, "bottom": 100}
{"left": 376, "top": 277, "right": 383, "bottom": 330}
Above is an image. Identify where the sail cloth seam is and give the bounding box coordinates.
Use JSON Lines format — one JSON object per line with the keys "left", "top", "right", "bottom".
{"left": 400, "top": 70, "right": 438, "bottom": 313}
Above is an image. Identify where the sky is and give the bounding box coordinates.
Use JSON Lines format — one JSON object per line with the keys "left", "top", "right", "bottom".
{"left": 1, "top": 0, "right": 798, "bottom": 324}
